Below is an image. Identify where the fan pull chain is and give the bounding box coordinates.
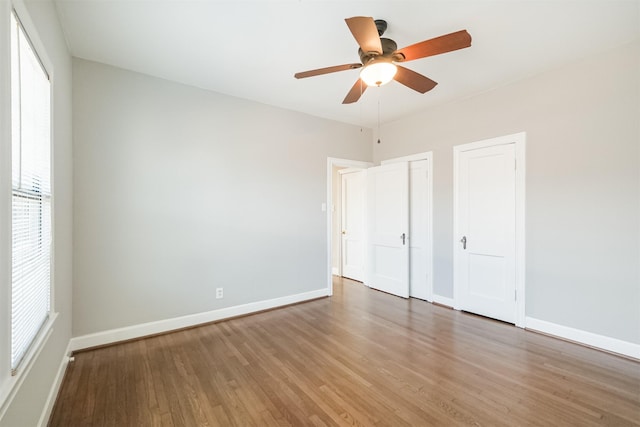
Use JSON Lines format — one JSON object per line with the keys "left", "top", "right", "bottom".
{"left": 377, "top": 95, "right": 381, "bottom": 144}
{"left": 360, "top": 79, "right": 364, "bottom": 131}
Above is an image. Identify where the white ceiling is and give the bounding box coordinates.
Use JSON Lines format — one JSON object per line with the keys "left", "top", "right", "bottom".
{"left": 54, "top": 0, "right": 640, "bottom": 128}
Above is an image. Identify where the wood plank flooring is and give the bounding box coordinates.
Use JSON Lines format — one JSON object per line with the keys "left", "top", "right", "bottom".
{"left": 49, "top": 277, "right": 640, "bottom": 426}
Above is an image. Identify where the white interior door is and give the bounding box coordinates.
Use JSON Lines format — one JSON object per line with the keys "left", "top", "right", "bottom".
{"left": 341, "top": 171, "right": 365, "bottom": 281}
{"left": 455, "top": 143, "right": 516, "bottom": 323}
{"left": 366, "top": 162, "right": 409, "bottom": 298}
{"left": 408, "top": 160, "right": 430, "bottom": 300}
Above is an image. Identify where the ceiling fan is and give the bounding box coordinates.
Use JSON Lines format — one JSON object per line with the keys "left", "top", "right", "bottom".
{"left": 294, "top": 17, "right": 472, "bottom": 104}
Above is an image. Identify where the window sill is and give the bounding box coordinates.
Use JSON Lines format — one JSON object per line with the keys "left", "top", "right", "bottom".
{"left": 0, "top": 312, "right": 59, "bottom": 419}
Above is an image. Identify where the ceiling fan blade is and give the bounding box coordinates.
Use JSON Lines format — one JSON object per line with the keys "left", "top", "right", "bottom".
{"left": 345, "top": 16, "right": 383, "bottom": 55}
{"left": 342, "top": 78, "right": 367, "bottom": 104}
{"left": 394, "top": 66, "right": 438, "bottom": 93}
{"left": 395, "top": 30, "right": 471, "bottom": 62}
{"left": 294, "top": 63, "right": 362, "bottom": 79}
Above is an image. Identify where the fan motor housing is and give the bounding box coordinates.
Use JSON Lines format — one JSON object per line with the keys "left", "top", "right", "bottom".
{"left": 358, "top": 38, "right": 398, "bottom": 64}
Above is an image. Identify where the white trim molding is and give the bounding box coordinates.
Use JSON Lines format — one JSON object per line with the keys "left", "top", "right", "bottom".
{"left": 380, "top": 151, "right": 433, "bottom": 165}
{"left": 37, "top": 341, "right": 72, "bottom": 427}
{"left": 338, "top": 167, "right": 364, "bottom": 175}
{"left": 69, "top": 289, "right": 328, "bottom": 352}
{"left": 526, "top": 317, "right": 640, "bottom": 360}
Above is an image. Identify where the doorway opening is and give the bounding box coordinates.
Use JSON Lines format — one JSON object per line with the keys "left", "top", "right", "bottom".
{"left": 327, "top": 158, "right": 372, "bottom": 296}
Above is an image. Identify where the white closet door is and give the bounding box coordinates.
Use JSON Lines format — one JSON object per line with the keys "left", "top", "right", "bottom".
{"left": 366, "top": 162, "right": 409, "bottom": 298}
{"left": 408, "top": 160, "right": 430, "bottom": 300}
{"left": 455, "top": 143, "right": 517, "bottom": 323}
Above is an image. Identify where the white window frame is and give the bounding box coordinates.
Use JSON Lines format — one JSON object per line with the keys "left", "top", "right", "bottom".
{"left": 0, "top": 2, "right": 57, "bottom": 416}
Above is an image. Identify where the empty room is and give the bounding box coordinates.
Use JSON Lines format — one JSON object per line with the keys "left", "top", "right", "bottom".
{"left": 0, "top": 0, "right": 638, "bottom": 425}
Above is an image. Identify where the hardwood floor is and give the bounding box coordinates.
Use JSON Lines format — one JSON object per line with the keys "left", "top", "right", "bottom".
{"left": 49, "top": 277, "right": 640, "bottom": 426}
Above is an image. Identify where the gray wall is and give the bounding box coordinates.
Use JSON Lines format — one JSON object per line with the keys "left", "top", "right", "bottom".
{"left": 0, "top": 0, "right": 73, "bottom": 425}
{"left": 374, "top": 41, "right": 639, "bottom": 344}
{"left": 72, "top": 59, "right": 372, "bottom": 336}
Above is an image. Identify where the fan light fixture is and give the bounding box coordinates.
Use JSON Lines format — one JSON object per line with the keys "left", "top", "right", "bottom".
{"left": 360, "top": 59, "right": 397, "bottom": 87}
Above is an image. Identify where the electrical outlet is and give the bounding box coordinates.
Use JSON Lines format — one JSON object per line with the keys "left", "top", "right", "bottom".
{"left": 216, "top": 287, "right": 223, "bottom": 299}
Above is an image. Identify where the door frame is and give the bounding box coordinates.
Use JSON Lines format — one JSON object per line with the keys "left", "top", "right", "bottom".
{"left": 453, "top": 132, "right": 526, "bottom": 327}
{"left": 327, "top": 158, "right": 373, "bottom": 296}
{"left": 381, "top": 152, "right": 434, "bottom": 302}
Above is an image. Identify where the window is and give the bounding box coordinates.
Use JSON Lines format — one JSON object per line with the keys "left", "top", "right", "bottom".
{"left": 10, "top": 11, "right": 52, "bottom": 374}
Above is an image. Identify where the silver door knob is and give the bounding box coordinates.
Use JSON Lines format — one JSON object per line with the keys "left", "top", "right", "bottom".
{"left": 460, "top": 236, "right": 467, "bottom": 250}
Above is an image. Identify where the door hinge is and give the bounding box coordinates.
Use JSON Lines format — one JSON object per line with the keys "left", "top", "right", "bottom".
{"left": 515, "top": 290, "right": 517, "bottom": 301}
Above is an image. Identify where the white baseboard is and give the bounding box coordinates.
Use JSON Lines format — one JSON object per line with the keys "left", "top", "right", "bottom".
{"left": 432, "top": 295, "right": 454, "bottom": 308}
{"left": 38, "top": 343, "right": 72, "bottom": 427}
{"left": 331, "top": 267, "right": 339, "bottom": 276}
{"left": 69, "top": 288, "right": 329, "bottom": 352}
{"left": 526, "top": 317, "right": 639, "bottom": 360}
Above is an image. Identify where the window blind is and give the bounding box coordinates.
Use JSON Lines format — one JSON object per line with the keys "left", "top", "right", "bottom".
{"left": 10, "top": 11, "right": 52, "bottom": 374}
